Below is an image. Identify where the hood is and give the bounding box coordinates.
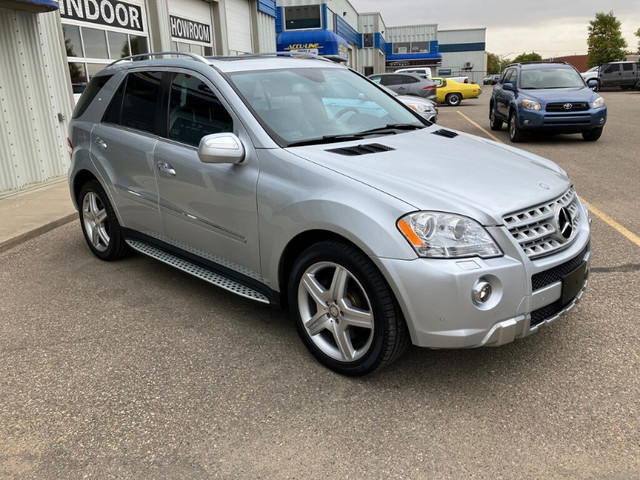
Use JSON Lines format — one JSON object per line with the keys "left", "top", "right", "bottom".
{"left": 286, "top": 127, "right": 571, "bottom": 224}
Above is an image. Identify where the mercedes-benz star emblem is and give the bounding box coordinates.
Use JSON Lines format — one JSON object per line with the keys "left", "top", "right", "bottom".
{"left": 555, "top": 206, "right": 574, "bottom": 240}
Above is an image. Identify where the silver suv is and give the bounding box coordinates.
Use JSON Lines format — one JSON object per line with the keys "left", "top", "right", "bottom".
{"left": 68, "top": 53, "right": 591, "bottom": 376}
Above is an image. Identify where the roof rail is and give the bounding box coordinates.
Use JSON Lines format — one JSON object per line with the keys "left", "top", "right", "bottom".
{"left": 108, "top": 51, "right": 210, "bottom": 67}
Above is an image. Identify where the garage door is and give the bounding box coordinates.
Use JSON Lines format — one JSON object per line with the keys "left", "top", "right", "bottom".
{"left": 226, "top": 0, "right": 252, "bottom": 54}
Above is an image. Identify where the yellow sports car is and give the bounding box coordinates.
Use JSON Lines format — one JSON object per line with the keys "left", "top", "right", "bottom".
{"left": 432, "top": 77, "right": 482, "bottom": 106}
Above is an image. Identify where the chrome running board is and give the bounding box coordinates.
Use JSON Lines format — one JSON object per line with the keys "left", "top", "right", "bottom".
{"left": 126, "top": 239, "right": 270, "bottom": 304}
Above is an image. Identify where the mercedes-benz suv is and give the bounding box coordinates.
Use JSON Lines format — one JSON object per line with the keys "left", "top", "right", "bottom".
{"left": 68, "top": 53, "right": 591, "bottom": 376}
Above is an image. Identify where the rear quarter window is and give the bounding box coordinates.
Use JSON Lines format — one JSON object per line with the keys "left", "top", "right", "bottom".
{"left": 72, "top": 75, "right": 113, "bottom": 119}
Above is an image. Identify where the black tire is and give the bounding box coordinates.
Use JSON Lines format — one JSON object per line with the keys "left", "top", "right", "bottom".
{"left": 446, "top": 93, "right": 462, "bottom": 106}
{"left": 582, "top": 127, "right": 603, "bottom": 142}
{"left": 489, "top": 104, "right": 503, "bottom": 131}
{"left": 508, "top": 110, "right": 525, "bottom": 143}
{"left": 288, "top": 241, "right": 409, "bottom": 376}
{"left": 78, "top": 180, "right": 129, "bottom": 261}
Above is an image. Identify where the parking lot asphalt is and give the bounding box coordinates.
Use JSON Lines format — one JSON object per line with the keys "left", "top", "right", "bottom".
{"left": 1, "top": 89, "right": 639, "bottom": 479}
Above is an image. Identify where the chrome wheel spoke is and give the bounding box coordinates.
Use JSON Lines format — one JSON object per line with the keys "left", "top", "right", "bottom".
{"left": 334, "top": 323, "right": 355, "bottom": 361}
{"left": 339, "top": 300, "right": 374, "bottom": 330}
{"left": 301, "top": 272, "right": 331, "bottom": 308}
{"left": 305, "top": 310, "right": 331, "bottom": 336}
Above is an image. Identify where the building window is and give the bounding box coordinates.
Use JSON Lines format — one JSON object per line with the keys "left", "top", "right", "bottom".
{"left": 284, "top": 5, "right": 321, "bottom": 30}
{"left": 63, "top": 24, "right": 149, "bottom": 93}
{"left": 393, "top": 41, "right": 430, "bottom": 54}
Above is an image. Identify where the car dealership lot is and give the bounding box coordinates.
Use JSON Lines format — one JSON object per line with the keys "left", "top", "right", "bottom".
{"left": 1, "top": 90, "right": 639, "bottom": 479}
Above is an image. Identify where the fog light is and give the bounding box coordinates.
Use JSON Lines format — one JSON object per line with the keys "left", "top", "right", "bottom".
{"left": 472, "top": 281, "right": 492, "bottom": 304}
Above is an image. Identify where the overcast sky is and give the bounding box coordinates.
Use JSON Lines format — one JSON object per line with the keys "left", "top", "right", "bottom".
{"left": 348, "top": 0, "right": 640, "bottom": 59}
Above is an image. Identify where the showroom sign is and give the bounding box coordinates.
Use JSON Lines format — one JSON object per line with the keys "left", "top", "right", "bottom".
{"left": 59, "top": 0, "right": 143, "bottom": 32}
{"left": 170, "top": 15, "right": 211, "bottom": 44}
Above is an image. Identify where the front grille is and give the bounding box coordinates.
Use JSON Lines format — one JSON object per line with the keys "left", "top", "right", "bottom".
{"left": 542, "top": 114, "right": 592, "bottom": 126}
{"left": 530, "top": 300, "right": 563, "bottom": 327}
{"left": 546, "top": 102, "right": 589, "bottom": 112}
{"left": 503, "top": 187, "right": 581, "bottom": 259}
{"left": 531, "top": 243, "right": 589, "bottom": 291}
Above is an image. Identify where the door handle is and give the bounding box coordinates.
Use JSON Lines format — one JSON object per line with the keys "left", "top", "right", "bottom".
{"left": 157, "top": 161, "right": 176, "bottom": 176}
{"left": 94, "top": 138, "right": 107, "bottom": 149}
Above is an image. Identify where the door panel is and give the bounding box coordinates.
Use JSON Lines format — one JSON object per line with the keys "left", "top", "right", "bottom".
{"left": 154, "top": 71, "right": 261, "bottom": 279}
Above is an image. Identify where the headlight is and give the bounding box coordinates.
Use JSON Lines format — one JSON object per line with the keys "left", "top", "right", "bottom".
{"left": 522, "top": 99, "right": 541, "bottom": 110}
{"left": 408, "top": 103, "right": 434, "bottom": 113}
{"left": 397, "top": 212, "right": 502, "bottom": 258}
{"left": 592, "top": 96, "right": 605, "bottom": 109}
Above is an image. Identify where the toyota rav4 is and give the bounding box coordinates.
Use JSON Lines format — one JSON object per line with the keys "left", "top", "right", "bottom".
{"left": 490, "top": 62, "right": 606, "bottom": 142}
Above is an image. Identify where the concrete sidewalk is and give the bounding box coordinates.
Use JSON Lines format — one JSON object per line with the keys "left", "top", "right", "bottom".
{"left": 0, "top": 179, "right": 77, "bottom": 253}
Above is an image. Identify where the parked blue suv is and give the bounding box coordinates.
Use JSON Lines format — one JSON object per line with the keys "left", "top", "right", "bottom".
{"left": 490, "top": 62, "right": 606, "bottom": 142}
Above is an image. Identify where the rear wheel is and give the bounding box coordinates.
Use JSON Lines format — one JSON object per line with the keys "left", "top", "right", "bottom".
{"left": 288, "top": 241, "right": 409, "bottom": 376}
{"left": 508, "top": 111, "right": 525, "bottom": 143}
{"left": 78, "top": 180, "right": 129, "bottom": 260}
{"left": 445, "top": 93, "right": 462, "bottom": 106}
{"left": 582, "top": 127, "right": 603, "bottom": 141}
{"left": 489, "top": 104, "right": 503, "bottom": 131}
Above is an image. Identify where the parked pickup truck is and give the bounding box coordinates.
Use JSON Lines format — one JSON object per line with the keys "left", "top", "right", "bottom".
{"left": 586, "top": 61, "right": 640, "bottom": 91}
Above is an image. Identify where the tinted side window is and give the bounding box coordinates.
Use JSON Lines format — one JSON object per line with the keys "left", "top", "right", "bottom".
{"left": 622, "top": 63, "right": 634, "bottom": 71}
{"left": 602, "top": 64, "right": 618, "bottom": 74}
{"left": 103, "top": 71, "right": 163, "bottom": 133}
{"left": 400, "top": 75, "right": 418, "bottom": 84}
{"left": 167, "top": 73, "right": 233, "bottom": 147}
{"left": 72, "top": 74, "right": 113, "bottom": 119}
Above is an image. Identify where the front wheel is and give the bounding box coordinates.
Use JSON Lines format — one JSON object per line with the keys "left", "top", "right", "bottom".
{"left": 582, "top": 127, "right": 603, "bottom": 141}
{"left": 508, "top": 111, "right": 525, "bottom": 142}
{"left": 288, "top": 241, "right": 409, "bottom": 376}
{"left": 445, "top": 93, "right": 462, "bottom": 106}
{"left": 78, "top": 180, "right": 129, "bottom": 260}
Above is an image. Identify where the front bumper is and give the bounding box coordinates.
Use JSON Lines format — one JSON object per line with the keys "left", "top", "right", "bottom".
{"left": 517, "top": 106, "right": 607, "bottom": 133}
{"left": 376, "top": 223, "right": 591, "bottom": 349}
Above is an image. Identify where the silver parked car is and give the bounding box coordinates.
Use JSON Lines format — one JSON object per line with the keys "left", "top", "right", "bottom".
{"left": 68, "top": 53, "right": 591, "bottom": 376}
{"left": 368, "top": 72, "right": 437, "bottom": 101}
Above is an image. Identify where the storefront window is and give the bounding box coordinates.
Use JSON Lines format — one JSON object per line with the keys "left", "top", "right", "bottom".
{"left": 69, "top": 63, "right": 87, "bottom": 93}
{"left": 130, "top": 35, "right": 148, "bottom": 56}
{"left": 83, "top": 27, "right": 109, "bottom": 58}
{"left": 108, "top": 31, "right": 130, "bottom": 59}
{"left": 393, "top": 41, "right": 430, "bottom": 54}
{"left": 63, "top": 25, "right": 83, "bottom": 57}
{"left": 284, "top": 5, "right": 321, "bottom": 30}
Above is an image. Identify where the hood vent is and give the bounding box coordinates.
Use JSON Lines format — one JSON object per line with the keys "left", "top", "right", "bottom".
{"left": 432, "top": 129, "right": 459, "bottom": 138}
{"left": 326, "top": 143, "right": 395, "bottom": 156}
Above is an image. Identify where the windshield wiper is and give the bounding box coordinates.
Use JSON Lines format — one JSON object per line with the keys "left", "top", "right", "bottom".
{"left": 286, "top": 134, "right": 365, "bottom": 147}
{"left": 356, "top": 123, "right": 425, "bottom": 136}
{"left": 285, "top": 124, "right": 424, "bottom": 147}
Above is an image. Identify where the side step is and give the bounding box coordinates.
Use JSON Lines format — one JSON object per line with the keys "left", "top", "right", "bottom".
{"left": 126, "top": 239, "right": 270, "bottom": 304}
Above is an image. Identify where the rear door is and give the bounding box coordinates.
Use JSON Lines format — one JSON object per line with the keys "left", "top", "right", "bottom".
{"left": 494, "top": 67, "right": 517, "bottom": 120}
{"left": 90, "top": 70, "right": 163, "bottom": 234}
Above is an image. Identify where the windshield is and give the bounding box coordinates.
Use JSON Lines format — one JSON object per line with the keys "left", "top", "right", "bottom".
{"left": 228, "top": 67, "right": 424, "bottom": 146}
{"left": 520, "top": 68, "right": 586, "bottom": 89}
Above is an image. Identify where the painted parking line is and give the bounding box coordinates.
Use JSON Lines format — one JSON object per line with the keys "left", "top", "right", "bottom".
{"left": 455, "top": 111, "right": 640, "bottom": 249}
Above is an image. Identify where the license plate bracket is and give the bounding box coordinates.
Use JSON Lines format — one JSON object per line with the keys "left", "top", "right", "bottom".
{"left": 561, "top": 261, "right": 587, "bottom": 305}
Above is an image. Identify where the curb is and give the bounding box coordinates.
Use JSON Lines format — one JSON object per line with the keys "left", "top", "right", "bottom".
{"left": 0, "top": 213, "right": 78, "bottom": 254}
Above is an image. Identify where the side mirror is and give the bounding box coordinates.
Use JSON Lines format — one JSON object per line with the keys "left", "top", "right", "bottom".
{"left": 587, "top": 79, "right": 598, "bottom": 91}
{"left": 502, "top": 82, "right": 515, "bottom": 91}
{"left": 198, "top": 133, "right": 245, "bottom": 164}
